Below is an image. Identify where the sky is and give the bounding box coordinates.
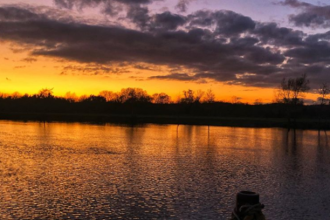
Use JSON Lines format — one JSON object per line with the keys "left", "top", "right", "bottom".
{"left": 1, "top": 0, "right": 330, "bottom": 103}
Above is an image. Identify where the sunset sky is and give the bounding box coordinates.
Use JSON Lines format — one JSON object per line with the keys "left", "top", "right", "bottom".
{"left": 1, "top": 0, "right": 329, "bottom": 103}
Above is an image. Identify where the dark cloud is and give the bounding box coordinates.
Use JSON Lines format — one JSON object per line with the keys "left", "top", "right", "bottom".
{"left": 149, "top": 73, "right": 197, "bottom": 81}
{"left": 21, "top": 57, "right": 38, "bottom": 63}
{"left": 175, "top": 0, "right": 193, "bottom": 13}
{"left": 253, "top": 22, "right": 304, "bottom": 46}
{"left": 53, "top": 0, "right": 157, "bottom": 17}
{"left": 214, "top": 11, "right": 255, "bottom": 36}
{"left": 0, "top": 7, "right": 41, "bottom": 21}
{"left": 289, "top": 11, "right": 330, "bottom": 28}
{"left": 133, "top": 63, "right": 160, "bottom": 71}
{"left": 305, "top": 30, "right": 330, "bottom": 42}
{"left": 152, "top": 12, "right": 186, "bottom": 30}
{"left": 282, "top": 30, "right": 330, "bottom": 65}
{"left": 188, "top": 10, "right": 255, "bottom": 36}
{"left": 284, "top": 43, "right": 330, "bottom": 64}
{"left": 280, "top": 0, "right": 310, "bottom": 8}
{"left": 187, "top": 10, "right": 213, "bottom": 27}
{"left": 1, "top": 5, "right": 330, "bottom": 88}
{"left": 14, "top": 66, "right": 26, "bottom": 69}
{"left": 127, "top": 9, "right": 185, "bottom": 31}
{"left": 281, "top": 0, "right": 330, "bottom": 28}
{"left": 126, "top": 5, "right": 150, "bottom": 29}
{"left": 244, "top": 47, "right": 285, "bottom": 65}
{"left": 53, "top": 0, "right": 193, "bottom": 18}
{"left": 60, "top": 64, "right": 130, "bottom": 75}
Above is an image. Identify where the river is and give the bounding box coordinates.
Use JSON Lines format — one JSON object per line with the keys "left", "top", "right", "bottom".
{"left": 0, "top": 120, "right": 329, "bottom": 219}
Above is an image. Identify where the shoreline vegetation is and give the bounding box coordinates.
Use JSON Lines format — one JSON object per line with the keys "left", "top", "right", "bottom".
{"left": 1, "top": 112, "right": 329, "bottom": 130}
{"left": 1, "top": 75, "right": 329, "bottom": 130}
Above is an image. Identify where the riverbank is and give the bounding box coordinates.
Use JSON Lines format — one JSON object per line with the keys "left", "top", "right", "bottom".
{"left": 0, "top": 112, "right": 328, "bottom": 130}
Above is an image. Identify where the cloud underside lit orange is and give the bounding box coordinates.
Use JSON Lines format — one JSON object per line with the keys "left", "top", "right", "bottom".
{"left": 0, "top": 43, "right": 320, "bottom": 104}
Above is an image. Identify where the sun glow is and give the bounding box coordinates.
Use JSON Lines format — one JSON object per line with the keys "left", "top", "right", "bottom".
{"left": 0, "top": 43, "right": 279, "bottom": 103}
{"left": 0, "top": 44, "right": 316, "bottom": 104}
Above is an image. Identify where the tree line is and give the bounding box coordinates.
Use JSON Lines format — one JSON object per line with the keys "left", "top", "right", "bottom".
{"left": 1, "top": 74, "right": 329, "bottom": 106}
{"left": 0, "top": 75, "right": 330, "bottom": 127}
{"left": 0, "top": 88, "right": 216, "bottom": 105}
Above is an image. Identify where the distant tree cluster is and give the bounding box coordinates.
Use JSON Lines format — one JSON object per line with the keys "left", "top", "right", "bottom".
{"left": 273, "top": 74, "right": 330, "bottom": 106}
{"left": 2, "top": 82, "right": 330, "bottom": 123}
{"left": 274, "top": 74, "right": 310, "bottom": 105}
{"left": 2, "top": 74, "right": 330, "bottom": 107}
{"left": 2, "top": 73, "right": 330, "bottom": 107}
{"left": 97, "top": 88, "right": 152, "bottom": 103}
{"left": 0, "top": 87, "right": 216, "bottom": 105}
{"left": 318, "top": 83, "right": 330, "bottom": 105}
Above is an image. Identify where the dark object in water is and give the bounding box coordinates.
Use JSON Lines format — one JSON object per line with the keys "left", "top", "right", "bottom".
{"left": 231, "top": 191, "right": 266, "bottom": 220}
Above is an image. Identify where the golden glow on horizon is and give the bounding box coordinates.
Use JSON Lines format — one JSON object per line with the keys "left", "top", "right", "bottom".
{"left": 0, "top": 43, "right": 319, "bottom": 104}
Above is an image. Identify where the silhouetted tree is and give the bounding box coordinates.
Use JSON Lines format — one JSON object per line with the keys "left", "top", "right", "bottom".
{"left": 118, "top": 88, "right": 151, "bottom": 103}
{"left": 78, "top": 95, "right": 88, "bottom": 102}
{"left": 0, "top": 93, "right": 7, "bottom": 98}
{"left": 38, "top": 88, "right": 54, "bottom": 99}
{"left": 65, "top": 92, "right": 78, "bottom": 103}
{"left": 254, "top": 99, "right": 262, "bottom": 105}
{"left": 11, "top": 92, "right": 22, "bottom": 99}
{"left": 180, "top": 89, "right": 205, "bottom": 104}
{"left": 275, "top": 74, "right": 310, "bottom": 130}
{"left": 83, "top": 95, "right": 106, "bottom": 103}
{"left": 194, "top": 90, "right": 204, "bottom": 103}
{"left": 152, "top": 93, "right": 171, "bottom": 104}
{"left": 181, "top": 89, "right": 195, "bottom": 104}
{"left": 203, "top": 89, "right": 215, "bottom": 103}
{"left": 275, "top": 74, "right": 310, "bottom": 105}
{"left": 99, "top": 90, "right": 118, "bottom": 102}
{"left": 231, "top": 96, "right": 242, "bottom": 104}
{"left": 318, "top": 83, "right": 330, "bottom": 105}
{"left": 317, "top": 83, "right": 330, "bottom": 131}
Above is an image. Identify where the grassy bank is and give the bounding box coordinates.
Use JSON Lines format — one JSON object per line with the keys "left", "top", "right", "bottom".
{"left": 0, "top": 112, "right": 328, "bottom": 130}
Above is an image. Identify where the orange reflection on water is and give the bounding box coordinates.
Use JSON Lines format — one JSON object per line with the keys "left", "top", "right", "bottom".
{"left": 0, "top": 121, "right": 329, "bottom": 219}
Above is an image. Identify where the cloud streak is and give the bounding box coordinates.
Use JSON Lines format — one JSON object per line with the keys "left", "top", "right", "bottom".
{"left": 281, "top": 0, "right": 330, "bottom": 28}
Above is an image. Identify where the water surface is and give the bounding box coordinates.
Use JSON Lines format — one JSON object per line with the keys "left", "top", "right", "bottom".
{"left": 0, "top": 121, "right": 330, "bottom": 219}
